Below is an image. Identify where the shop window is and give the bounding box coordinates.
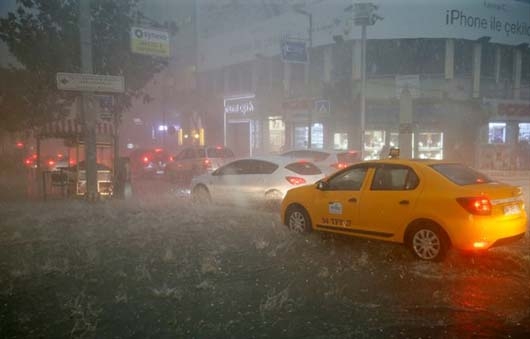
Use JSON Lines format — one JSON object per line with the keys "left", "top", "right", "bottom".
{"left": 454, "top": 40, "right": 473, "bottom": 75}
{"left": 418, "top": 132, "right": 444, "bottom": 159}
{"left": 518, "top": 123, "right": 530, "bottom": 143}
{"left": 481, "top": 43, "right": 496, "bottom": 78}
{"left": 334, "top": 133, "right": 348, "bottom": 150}
{"left": 364, "top": 130, "right": 385, "bottom": 160}
{"left": 499, "top": 48, "right": 513, "bottom": 81}
{"left": 488, "top": 122, "right": 506, "bottom": 144}
{"left": 310, "top": 123, "right": 323, "bottom": 149}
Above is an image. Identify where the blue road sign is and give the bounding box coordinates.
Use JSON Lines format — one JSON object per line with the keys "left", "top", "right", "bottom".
{"left": 314, "top": 99, "right": 331, "bottom": 114}
{"left": 281, "top": 40, "right": 308, "bottom": 63}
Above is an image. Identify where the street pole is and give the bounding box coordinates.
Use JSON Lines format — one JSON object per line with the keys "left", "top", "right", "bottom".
{"left": 307, "top": 13, "right": 312, "bottom": 149}
{"left": 360, "top": 23, "right": 366, "bottom": 159}
{"left": 79, "top": 0, "right": 98, "bottom": 201}
{"left": 353, "top": 3, "right": 381, "bottom": 159}
{"left": 294, "top": 6, "right": 313, "bottom": 149}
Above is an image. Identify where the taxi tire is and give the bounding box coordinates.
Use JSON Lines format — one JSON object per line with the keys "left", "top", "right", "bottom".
{"left": 286, "top": 206, "right": 312, "bottom": 233}
{"left": 406, "top": 222, "right": 449, "bottom": 262}
{"left": 191, "top": 185, "right": 211, "bottom": 204}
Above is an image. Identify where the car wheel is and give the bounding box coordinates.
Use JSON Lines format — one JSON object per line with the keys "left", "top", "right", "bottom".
{"left": 407, "top": 222, "right": 448, "bottom": 261}
{"left": 192, "top": 185, "right": 211, "bottom": 204}
{"left": 264, "top": 190, "right": 282, "bottom": 211}
{"left": 285, "top": 206, "right": 312, "bottom": 233}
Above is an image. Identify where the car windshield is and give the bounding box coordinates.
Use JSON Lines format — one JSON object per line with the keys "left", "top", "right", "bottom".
{"left": 431, "top": 163, "right": 493, "bottom": 185}
{"left": 337, "top": 151, "right": 360, "bottom": 163}
{"left": 206, "top": 147, "right": 234, "bottom": 158}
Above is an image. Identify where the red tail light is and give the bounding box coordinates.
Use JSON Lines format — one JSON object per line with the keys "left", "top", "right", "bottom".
{"left": 47, "top": 160, "right": 56, "bottom": 167}
{"left": 203, "top": 159, "right": 212, "bottom": 169}
{"left": 142, "top": 156, "right": 150, "bottom": 163}
{"left": 332, "top": 162, "right": 349, "bottom": 170}
{"left": 457, "top": 197, "right": 492, "bottom": 215}
{"left": 286, "top": 176, "right": 306, "bottom": 185}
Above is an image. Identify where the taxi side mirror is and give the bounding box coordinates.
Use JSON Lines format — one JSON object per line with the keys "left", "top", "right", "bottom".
{"left": 317, "top": 180, "right": 329, "bottom": 190}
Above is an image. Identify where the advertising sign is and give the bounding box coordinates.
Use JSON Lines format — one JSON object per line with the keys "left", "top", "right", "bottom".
{"left": 131, "top": 26, "right": 170, "bottom": 58}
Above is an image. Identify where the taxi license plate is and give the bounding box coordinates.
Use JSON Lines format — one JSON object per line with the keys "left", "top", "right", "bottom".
{"left": 504, "top": 204, "right": 521, "bottom": 215}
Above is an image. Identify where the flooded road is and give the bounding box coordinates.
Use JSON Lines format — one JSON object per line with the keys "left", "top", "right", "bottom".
{"left": 1, "top": 178, "right": 529, "bottom": 338}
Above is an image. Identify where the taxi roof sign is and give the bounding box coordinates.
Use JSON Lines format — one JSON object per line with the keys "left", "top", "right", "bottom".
{"left": 389, "top": 147, "right": 400, "bottom": 159}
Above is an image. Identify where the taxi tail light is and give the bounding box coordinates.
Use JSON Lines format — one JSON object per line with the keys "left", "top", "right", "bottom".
{"left": 286, "top": 176, "right": 306, "bottom": 186}
{"left": 456, "top": 197, "right": 492, "bottom": 215}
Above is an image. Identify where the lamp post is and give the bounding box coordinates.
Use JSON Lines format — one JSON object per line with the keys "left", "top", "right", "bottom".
{"left": 293, "top": 6, "right": 313, "bottom": 148}
{"left": 353, "top": 3, "right": 382, "bottom": 159}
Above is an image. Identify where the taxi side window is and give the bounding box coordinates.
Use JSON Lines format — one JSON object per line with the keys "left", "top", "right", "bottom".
{"left": 371, "top": 167, "right": 419, "bottom": 191}
{"left": 328, "top": 167, "right": 368, "bottom": 191}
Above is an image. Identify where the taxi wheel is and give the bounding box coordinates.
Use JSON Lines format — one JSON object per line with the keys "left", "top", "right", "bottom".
{"left": 191, "top": 185, "right": 211, "bottom": 204}
{"left": 286, "top": 206, "right": 312, "bottom": 233}
{"left": 407, "top": 222, "right": 448, "bottom": 262}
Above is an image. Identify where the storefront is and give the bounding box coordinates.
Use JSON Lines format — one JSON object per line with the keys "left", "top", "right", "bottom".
{"left": 35, "top": 119, "right": 115, "bottom": 198}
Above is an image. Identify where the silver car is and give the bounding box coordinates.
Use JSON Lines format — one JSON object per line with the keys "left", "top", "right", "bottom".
{"left": 280, "top": 149, "right": 361, "bottom": 176}
{"left": 190, "top": 156, "right": 325, "bottom": 209}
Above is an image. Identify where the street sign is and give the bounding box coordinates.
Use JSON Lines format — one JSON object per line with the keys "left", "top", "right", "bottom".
{"left": 314, "top": 99, "right": 331, "bottom": 114}
{"left": 56, "top": 72, "right": 125, "bottom": 93}
{"left": 131, "top": 26, "right": 170, "bottom": 58}
{"left": 281, "top": 40, "right": 308, "bottom": 63}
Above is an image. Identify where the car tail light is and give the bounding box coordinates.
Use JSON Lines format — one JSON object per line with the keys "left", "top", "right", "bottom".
{"left": 142, "top": 155, "right": 150, "bottom": 163}
{"left": 331, "top": 162, "right": 349, "bottom": 170}
{"left": 203, "top": 159, "right": 212, "bottom": 170}
{"left": 286, "top": 176, "right": 306, "bottom": 185}
{"left": 457, "top": 197, "right": 492, "bottom": 215}
{"left": 47, "top": 159, "right": 56, "bottom": 167}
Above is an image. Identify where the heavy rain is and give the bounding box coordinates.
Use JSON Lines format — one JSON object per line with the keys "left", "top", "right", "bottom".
{"left": 1, "top": 0, "right": 530, "bottom": 338}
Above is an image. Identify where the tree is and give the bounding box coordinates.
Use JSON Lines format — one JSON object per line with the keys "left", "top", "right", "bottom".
{"left": 0, "top": 0, "right": 171, "bottom": 133}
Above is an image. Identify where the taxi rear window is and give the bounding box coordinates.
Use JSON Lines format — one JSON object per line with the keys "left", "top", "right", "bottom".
{"left": 431, "top": 163, "right": 492, "bottom": 185}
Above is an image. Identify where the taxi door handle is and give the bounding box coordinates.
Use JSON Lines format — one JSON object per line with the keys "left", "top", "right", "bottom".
{"left": 399, "top": 200, "right": 409, "bottom": 205}
{"left": 348, "top": 197, "right": 357, "bottom": 203}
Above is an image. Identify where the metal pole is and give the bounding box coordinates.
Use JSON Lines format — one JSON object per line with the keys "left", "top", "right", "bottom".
{"left": 307, "top": 13, "right": 312, "bottom": 149}
{"left": 360, "top": 23, "right": 367, "bottom": 159}
{"left": 79, "top": 0, "right": 97, "bottom": 200}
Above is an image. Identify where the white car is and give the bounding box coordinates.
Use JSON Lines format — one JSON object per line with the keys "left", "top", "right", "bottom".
{"left": 190, "top": 156, "right": 325, "bottom": 208}
{"left": 279, "top": 149, "right": 361, "bottom": 176}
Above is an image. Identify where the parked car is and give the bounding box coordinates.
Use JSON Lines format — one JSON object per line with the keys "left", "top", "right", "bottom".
{"left": 165, "top": 145, "right": 235, "bottom": 184}
{"left": 128, "top": 147, "right": 170, "bottom": 178}
{"left": 24, "top": 153, "right": 72, "bottom": 171}
{"left": 281, "top": 158, "right": 527, "bottom": 261}
{"left": 280, "top": 149, "right": 361, "bottom": 176}
{"left": 191, "top": 156, "right": 325, "bottom": 209}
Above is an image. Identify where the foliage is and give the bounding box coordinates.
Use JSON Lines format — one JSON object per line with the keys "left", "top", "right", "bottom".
{"left": 0, "top": 0, "right": 169, "bottom": 132}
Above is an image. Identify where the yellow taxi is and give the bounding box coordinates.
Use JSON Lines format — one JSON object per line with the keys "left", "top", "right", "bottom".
{"left": 280, "top": 158, "right": 527, "bottom": 261}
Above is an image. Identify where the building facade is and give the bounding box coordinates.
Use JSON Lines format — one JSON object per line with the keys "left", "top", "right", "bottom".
{"left": 189, "top": 0, "right": 530, "bottom": 169}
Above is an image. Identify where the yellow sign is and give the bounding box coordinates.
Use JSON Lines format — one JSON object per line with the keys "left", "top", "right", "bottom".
{"left": 130, "top": 26, "right": 170, "bottom": 58}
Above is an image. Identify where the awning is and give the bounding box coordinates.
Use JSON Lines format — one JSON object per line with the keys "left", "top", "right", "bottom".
{"left": 38, "top": 119, "right": 115, "bottom": 138}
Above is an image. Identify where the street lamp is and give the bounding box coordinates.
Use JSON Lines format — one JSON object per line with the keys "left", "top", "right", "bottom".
{"left": 293, "top": 5, "right": 313, "bottom": 148}
{"left": 352, "top": 3, "right": 382, "bottom": 159}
